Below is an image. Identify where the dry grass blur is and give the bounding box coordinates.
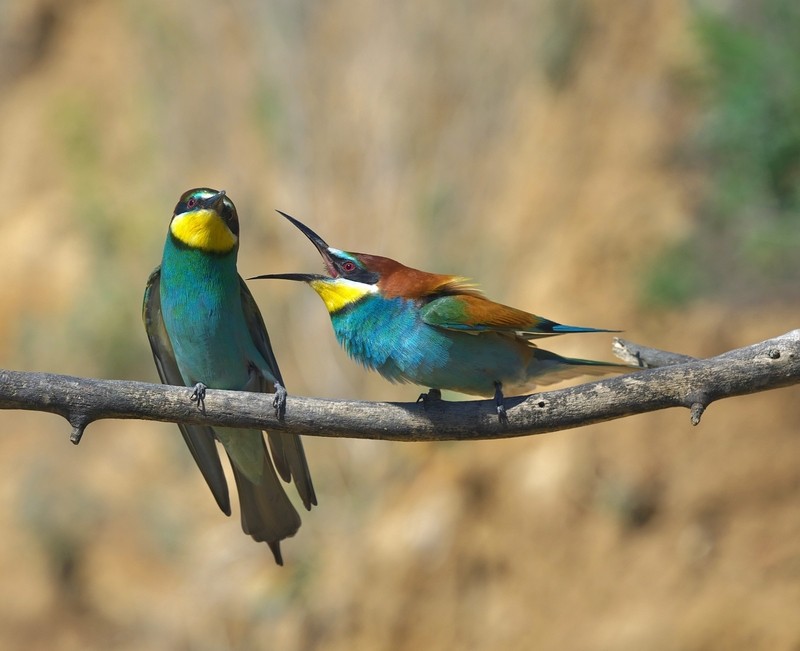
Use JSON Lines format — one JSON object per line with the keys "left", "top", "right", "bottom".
{"left": 0, "top": 1, "right": 798, "bottom": 649}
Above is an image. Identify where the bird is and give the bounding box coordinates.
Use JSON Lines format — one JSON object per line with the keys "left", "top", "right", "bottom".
{"left": 143, "top": 189, "right": 316, "bottom": 565}
{"left": 251, "top": 211, "right": 631, "bottom": 421}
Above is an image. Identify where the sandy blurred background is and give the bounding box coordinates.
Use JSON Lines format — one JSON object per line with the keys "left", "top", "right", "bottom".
{"left": 0, "top": 0, "right": 798, "bottom": 649}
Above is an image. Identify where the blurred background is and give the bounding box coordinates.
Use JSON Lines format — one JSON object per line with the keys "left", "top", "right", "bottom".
{"left": 0, "top": 0, "right": 798, "bottom": 649}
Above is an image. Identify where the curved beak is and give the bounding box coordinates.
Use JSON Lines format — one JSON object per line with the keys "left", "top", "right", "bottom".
{"left": 277, "top": 210, "right": 329, "bottom": 252}
{"left": 276, "top": 210, "right": 340, "bottom": 276}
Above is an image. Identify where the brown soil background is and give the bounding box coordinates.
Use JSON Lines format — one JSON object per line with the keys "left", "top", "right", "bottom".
{"left": 0, "top": 1, "right": 798, "bottom": 649}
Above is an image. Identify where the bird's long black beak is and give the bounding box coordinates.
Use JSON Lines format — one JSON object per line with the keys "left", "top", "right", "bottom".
{"left": 276, "top": 210, "right": 329, "bottom": 253}
{"left": 248, "top": 272, "right": 328, "bottom": 283}
{"left": 275, "top": 210, "right": 342, "bottom": 276}
{"left": 201, "top": 189, "right": 227, "bottom": 212}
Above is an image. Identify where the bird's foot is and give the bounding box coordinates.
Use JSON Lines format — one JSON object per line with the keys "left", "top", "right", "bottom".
{"left": 190, "top": 382, "right": 207, "bottom": 413}
{"left": 493, "top": 382, "right": 509, "bottom": 425}
{"left": 416, "top": 388, "right": 442, "bottom": 407}
{"left": 273, "top": 381, "right": 287, "bottom": 420}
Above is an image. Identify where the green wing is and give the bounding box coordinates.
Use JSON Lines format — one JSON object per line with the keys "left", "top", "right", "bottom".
{"left": 142, "top": 266, "right": 231, "bottom": 515}
{"left": 238, "top": 277, "right": 317, "bottom": 511}
{"left": 419, "top": 294, "right": 546, "bottom": 335}
{"left": 420, "top": 294, "right": 614, "bottom": 339}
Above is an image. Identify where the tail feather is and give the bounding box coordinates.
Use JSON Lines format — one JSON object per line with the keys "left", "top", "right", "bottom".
{"left": 520, "top": 321, "right": 621, "bottom": 339}
{"left": 228, "top": 442, "right": 302, "bottom": 566}
{"left": 530, "top": 348, "right": 633, "bottom": 386}
{"left": 550, "top": 324, "right": 620, "bottom": 335}
{"left": 268, "top": 432, "right": 318, "bottom": 510}
{"left": 267, "top": 432, "right": 318, "bottom": 510}
{"left": 266, "top": 431, "right": 292, "bottom": 482}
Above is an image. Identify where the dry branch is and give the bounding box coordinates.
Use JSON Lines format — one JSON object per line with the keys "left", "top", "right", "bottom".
{"left": 0, "top": 331, "right": 798, "bottom": 443}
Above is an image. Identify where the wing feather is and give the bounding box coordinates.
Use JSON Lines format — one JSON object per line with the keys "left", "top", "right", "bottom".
{"left": 239, "top": 278, "right": 317, "bottom": 510}
{"left": 419, "top": 290, "right": 618, "bottom": 338}
{"left": 419, "top": 293, "right": 559, "bottom": 337}
{"left": 142, "top": 267, "right": 231, "bottom": 515}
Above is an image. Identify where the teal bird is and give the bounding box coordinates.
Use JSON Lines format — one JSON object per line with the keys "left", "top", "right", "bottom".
{"left": 252, "top": 212, "right": 631, "bottom": 420}
{"left": 143, "top": 189, "right": 315, "bottom": 564}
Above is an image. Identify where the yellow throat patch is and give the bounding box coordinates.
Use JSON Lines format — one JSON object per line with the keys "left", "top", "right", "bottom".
{"left": 309, "top": 278, "right": 376, "bottom": 314}
{"left": 170, "top": 209, "right": 237, "bottom": 253}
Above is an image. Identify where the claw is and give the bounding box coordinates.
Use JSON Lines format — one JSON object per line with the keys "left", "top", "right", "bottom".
{"left": 493, "top": 381, "right": 509, "bottom": 425}
{"left": 273, "top": 380, "right": 287, "bottom": 420}
{"left": 496, "top": 403, "right": 508, "bottom": 424}
{"left": 190, "top": 382, "right": 207, "bottom": 413}
{"left": 417, "top": 388, "right": 442, "bottom": 406}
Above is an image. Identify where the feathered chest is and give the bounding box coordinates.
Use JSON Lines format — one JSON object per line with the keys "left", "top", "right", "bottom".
{"left": 158, "top": 244, "right": 249, "bottom": 385}
{"left": 329, "top": 295, "right": 453, "bottom": 381}
{"left": 160, "top": 246, "right": 239, "bottom": 315}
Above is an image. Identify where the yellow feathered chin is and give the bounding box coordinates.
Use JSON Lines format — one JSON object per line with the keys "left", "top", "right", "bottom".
{"left": 170, "top": 209, "right": 238, "bottom": 253}
{"left": 309, "top": 278, "right": 377, "bottom": 314}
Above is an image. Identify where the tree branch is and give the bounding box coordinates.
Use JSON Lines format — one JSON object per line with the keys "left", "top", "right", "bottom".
{"left": 0, "top": 330, "right": 798, "bottom": 443}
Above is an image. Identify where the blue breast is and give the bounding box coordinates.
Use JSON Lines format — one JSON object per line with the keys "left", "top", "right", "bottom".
{"left": 330, "top": 295, "right": 451, "bottom": 383}
{"left": 159, "top": 241, "right": 251, "bottom": 388}
{"left": 329, "top": 294, "right": 534, "bottom": 396}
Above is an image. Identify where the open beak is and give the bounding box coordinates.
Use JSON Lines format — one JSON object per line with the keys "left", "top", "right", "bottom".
{"left": 275, "top": 210, "right": 339, "bottom": 277}
{"left": 248, "top": 272, "right": 328, "bottom": 283}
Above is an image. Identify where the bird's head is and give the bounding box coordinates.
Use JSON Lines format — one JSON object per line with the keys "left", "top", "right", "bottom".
{"left": 252, "top": 211, "right": 473, "bottom": 314}
{"left": 251, "top": 211, "right": 424, "bottom": 315}
{"left": 169, "top": 188, "right": 239, "bottom": 254}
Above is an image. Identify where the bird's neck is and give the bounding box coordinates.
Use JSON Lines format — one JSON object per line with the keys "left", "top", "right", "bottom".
{"left": 162, "top": 235, "right": 239, "bottom": 285}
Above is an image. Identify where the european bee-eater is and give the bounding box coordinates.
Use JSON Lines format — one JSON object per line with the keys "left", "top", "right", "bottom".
{"left": 252, "top": 212, "right": 630, "bottom": 421}
{"left": 143, "top": 189, "right": 315, "bottom": 564}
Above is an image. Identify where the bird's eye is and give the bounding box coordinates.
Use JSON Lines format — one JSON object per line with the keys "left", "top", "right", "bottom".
{"left": 341, "top": 261, "right": 356, "bottom": 272}
{"left": 186, "top": 197, "right": 198, "bottom": 209}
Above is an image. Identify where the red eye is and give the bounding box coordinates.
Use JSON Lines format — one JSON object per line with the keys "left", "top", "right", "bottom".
{"left": 187, "top": 197, "right": 198, "bottom": 209}
{"left": 341, "top": 261, "right": 356, "bottom": 272}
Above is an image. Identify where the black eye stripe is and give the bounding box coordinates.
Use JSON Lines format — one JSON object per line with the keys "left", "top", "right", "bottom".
{"left": 346, "top": 269, "right": 380, "bottom": 284}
